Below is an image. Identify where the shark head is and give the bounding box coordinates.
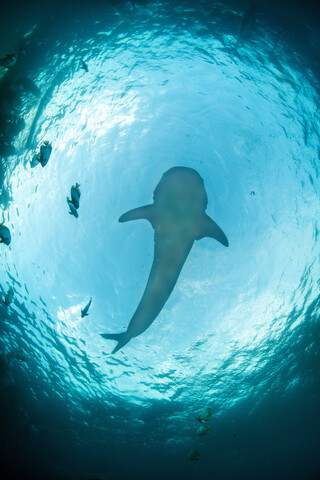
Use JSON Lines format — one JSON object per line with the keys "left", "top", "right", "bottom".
{"left": 153, "top": 166, "right": 208, "bottom": 216}
{"left": 151, "top": 166, "right": 226, "bottom": 244}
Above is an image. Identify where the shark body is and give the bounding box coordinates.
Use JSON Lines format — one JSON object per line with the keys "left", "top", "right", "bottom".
{"left": 101, "top": 166, "right": 228, "bottom": 353}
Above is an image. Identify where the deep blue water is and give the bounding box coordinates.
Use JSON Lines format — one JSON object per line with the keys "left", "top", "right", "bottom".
{"left": 1, "top": 1, "right": 320, "bottom": 479}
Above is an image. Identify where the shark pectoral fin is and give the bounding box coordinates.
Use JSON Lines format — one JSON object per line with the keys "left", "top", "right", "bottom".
{"left": 100, "top": 333, "right": 130, "bottom": 354}
{"left": 119, "top": 205, "right": 155, "bottom": 226}
{"left": 199, "top": 214, "right": 229, "bottom": 247}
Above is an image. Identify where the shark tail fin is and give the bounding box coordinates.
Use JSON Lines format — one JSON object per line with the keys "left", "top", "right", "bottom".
{"left": 199, "top": 214, "right": 229, "bottom": 247}
{"left": 100, "top": 332, "right": 130, "bottom": 354}
{"left": 119, "top": 205, "right": 155, "bottom": 227}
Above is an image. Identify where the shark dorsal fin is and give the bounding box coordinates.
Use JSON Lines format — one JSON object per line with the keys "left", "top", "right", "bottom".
{"left": 119, "top": 205, "right": 155, "bottom": 226}
{"left": 199, "top": 214, "right": 229, "bottom": 247}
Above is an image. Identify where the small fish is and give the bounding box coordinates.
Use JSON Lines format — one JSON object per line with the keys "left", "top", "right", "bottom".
{"left": 81, "top": 59, "right": 88, "bottom": 72}
{"left": 0, "top": 53, "right": 18, "bottom": 68}
{"left": 0, "top": 224, "right": 11, "bottom": 245}
{"left": 0, "top": 47, "right": 24, "bottom": 68}
{"left": 188, "top": 450, "right": 200, "bottom": 461}
{"left": 197, "top": 407, "right": 212, "bottom": 423}
{"left": 30, "top": 153, "right": 41, "bottom": 168}
{"left": 67, "top": 198, "right": 79, "bottom": 218}
{"left": 81, "top": 297, "right": 92, "bottom": 318}
{"left": 197, "top": 424, "right": 210, "bottom": 436}
{"left": 39, "top": 141, "right": 52, "bottom": 167}
{"left": 30, "top": 141, "right": 52, "bottom": 168}
{"left": 4, "top": 286, "right": 14, "bottom": 306}
{"left": 71, "top": 183, "right": 81, "bottom": 209}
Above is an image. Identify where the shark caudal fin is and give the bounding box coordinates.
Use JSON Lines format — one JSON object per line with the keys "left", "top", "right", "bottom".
{"left": 100, "top": 333, "right": 130, "bottom": 354}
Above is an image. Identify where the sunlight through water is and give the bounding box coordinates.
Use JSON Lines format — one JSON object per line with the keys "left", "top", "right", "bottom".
{"left": 1, "top": 1, "right": 320, "bottom": 479}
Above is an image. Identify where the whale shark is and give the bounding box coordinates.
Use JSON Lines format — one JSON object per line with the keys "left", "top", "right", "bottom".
{"left": 101, "top": 166, "right": 228, "bottom": 353}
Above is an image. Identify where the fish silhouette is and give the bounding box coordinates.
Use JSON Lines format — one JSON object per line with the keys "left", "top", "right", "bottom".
{"left": 101, "top": 167, "right": 228, "bottom": 353}
{"left": 0, "top": 224, "right": 11, "bottom": 245}
{"left": 81, "top": 297, "right": 92, "bottom": 318}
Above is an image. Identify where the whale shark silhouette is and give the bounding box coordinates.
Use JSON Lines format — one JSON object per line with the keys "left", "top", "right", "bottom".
{"left": 101, "top": 166, "right": 228, "bottom": 353}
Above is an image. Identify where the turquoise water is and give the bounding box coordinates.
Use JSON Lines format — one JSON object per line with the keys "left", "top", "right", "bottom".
{"left": 1, "top": 1, "right": 320, "bottom": 479}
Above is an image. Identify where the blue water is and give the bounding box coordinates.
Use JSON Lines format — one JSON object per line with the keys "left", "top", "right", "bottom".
{"left": 1, "top": 1, "right": 320, "bottom": 479}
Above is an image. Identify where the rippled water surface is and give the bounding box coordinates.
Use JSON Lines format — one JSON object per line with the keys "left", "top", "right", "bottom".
{"left": 1, "top": 1, "right": 320, "bottom": 479}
